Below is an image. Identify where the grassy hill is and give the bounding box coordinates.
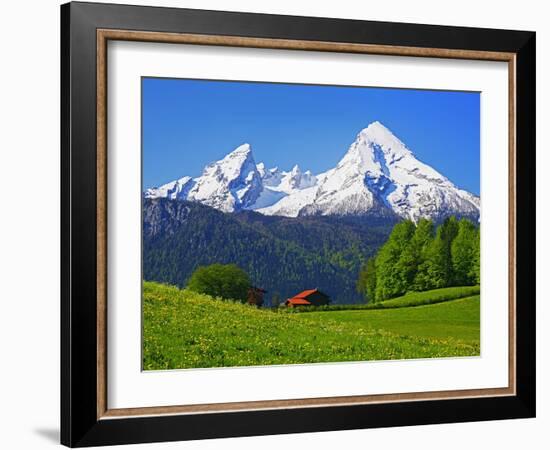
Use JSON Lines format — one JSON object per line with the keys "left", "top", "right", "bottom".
{"left": 143, "top": 282, "right": 480, "bottom": 370}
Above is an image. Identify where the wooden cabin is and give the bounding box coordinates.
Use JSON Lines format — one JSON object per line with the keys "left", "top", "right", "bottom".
{"left": 285, "top": 289, "right": 330, "bottom": 308}
{"left": 247, "top": 286, "right": 267, "bottom": 307}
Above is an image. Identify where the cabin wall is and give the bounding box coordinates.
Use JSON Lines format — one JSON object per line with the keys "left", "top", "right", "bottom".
{"left": 307, "top": 292, "right": 330, "bottom": 306}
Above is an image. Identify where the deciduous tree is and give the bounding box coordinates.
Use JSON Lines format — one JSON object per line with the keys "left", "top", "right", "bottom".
{"left": 374, "top": 220, "right": 415, "bottom": 301}
{"left": 451, "top": 218, "right": 478, "bottom": 285}
{"left": 356, "top": 258, "right": 377, "bottom": 303}
{"left": 187, "top": 263, "right": 251, "bottom": 302}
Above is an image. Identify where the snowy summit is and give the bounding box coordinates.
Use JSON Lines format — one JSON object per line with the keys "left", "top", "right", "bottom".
{"left": 144, "top": 121, "right": 480, "bottom": 222}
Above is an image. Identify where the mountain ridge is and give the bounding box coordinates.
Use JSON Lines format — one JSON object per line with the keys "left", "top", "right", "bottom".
{"left": 145, "top": 121, "right": 479, "bottom": 223}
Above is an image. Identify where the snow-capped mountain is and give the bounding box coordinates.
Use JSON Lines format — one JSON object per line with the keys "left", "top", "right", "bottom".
{"left": 144, "top": 122, "right": 480, "bottom": 222}
{"left": 145, "top": 143, "right": 263, "bottom": 213}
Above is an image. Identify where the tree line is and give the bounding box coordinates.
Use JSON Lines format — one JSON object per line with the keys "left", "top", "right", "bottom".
{"left": 356, "top": 216, "right": 480, "bottom": 303}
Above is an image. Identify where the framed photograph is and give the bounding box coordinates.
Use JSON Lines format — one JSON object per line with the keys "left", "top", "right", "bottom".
{"left": 61, "top": 2, "right": 536, "bottom": 447}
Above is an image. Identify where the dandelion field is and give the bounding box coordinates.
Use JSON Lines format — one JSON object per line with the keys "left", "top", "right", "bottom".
{"left": 142, "top": 282, "right": 480, "bottom": 370}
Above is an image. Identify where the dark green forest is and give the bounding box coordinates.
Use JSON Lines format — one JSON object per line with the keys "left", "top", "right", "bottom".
{"left": 356, "top": 216, "right": 480, "bottom": 303}
{"left": 142, "top": 199, "right": 393, "bottom": 304}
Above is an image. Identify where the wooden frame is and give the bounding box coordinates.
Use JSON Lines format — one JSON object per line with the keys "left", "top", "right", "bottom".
{"left": 62, "top": 1, "right": 535, "bottom": 447}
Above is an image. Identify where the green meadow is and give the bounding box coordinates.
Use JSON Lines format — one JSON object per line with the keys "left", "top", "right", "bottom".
{"left": 143, "top": 281, "right": 480, "bottom": 370}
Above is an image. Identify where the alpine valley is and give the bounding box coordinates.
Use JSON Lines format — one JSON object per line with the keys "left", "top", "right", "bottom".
{"left": 143, "top": 121, "right": 480, "bottom": 304}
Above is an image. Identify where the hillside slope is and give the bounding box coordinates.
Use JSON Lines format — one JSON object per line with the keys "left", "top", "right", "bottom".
{"left": 143, "top": 282, "right": 480, "bottom": 370}
{"left": 143, "top": 198, "right": 393, "bottom": 303}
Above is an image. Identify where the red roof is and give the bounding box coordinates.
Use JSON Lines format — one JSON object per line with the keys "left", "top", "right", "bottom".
{"left": 286, "top": 298, "right": 312, "bottom": 306}
{"left": 292, "top": 289, "right": 318, "bottom": 299}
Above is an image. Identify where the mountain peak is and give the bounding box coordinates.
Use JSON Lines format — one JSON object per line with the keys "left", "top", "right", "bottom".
{"left": 185, "top": 142, "right": 262, "bottom": 212}
{"left": 290, "top": 164, "right": 301, "bottom": 174}
{"left": 358, "top": 121, "right": 404, "bottom": 147}
{"left": 365, "top": 120, "right": 389, "bottom": 132}
{"left": 211, "top": 143, "right": 256, "bottom": 178}
{"left": 144, "top": 123, "right": 479, "bottom": 222}
{"left": 225, "top": 143, "right": 252, "bottom": 158}
{"left": 348, "top": 121, "right": 413, "bottom": 164}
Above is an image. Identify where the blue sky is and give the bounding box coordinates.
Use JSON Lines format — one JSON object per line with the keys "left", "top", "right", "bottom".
{"left": 143, "top": 78, "right": 480, "bottom": 195}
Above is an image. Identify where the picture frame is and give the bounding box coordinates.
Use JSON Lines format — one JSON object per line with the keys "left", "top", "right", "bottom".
{"left": 60, "top": 1, "right": 535, "bottom": 447}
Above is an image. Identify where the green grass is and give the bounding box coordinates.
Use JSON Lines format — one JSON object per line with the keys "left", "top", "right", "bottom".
{"left": 377, "top": 285, "right": 480, "bottom": 308}
{"left": 304, "top": 297, "right": 480, "bottom": 343}
{"left": 143, "top": 282, "right": 480, "bottom": 370}
{"left": 283, "top": 285, "right": 480, "bottom": 313}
